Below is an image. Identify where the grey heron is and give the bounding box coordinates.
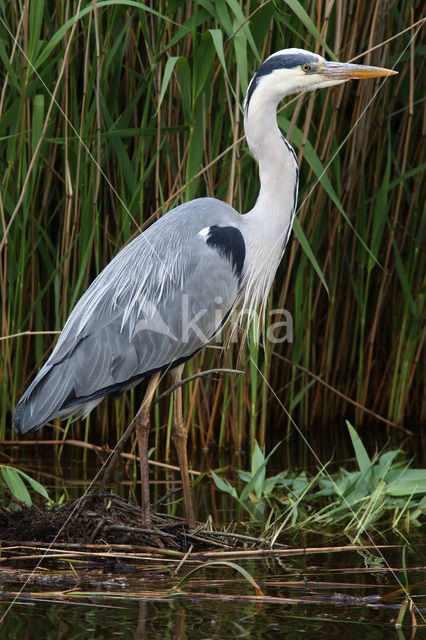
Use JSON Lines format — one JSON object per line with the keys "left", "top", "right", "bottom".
{"left": 14, "top": 48, "right": 396, "bottom": 528}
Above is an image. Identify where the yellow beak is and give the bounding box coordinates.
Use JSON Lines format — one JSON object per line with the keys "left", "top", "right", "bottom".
{"left": 317, "top": 61, "right": 397, "bottom": 79}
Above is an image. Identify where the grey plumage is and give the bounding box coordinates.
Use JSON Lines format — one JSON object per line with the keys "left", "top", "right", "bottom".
{"left": 14, "top": 199, "right": 244, "bottom": 432}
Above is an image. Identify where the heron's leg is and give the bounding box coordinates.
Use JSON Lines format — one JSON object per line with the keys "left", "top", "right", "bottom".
{"left": 171, "top": 364, "right": 196, "bottom": 528}
{"left": 135, "top": 372, "right": 161, "bottom": 526}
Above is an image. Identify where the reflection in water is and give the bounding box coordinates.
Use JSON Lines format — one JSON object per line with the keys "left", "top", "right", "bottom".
{"left": 0, "top": 593, "right": 422, "bottom": 639}
{"left": 135, "top": 600, "right": 148, "bottom": 640}
{"left": 135, "top": 600, "right": 186, "bottom": 640}
{"left": 172, "top": 606, "right": 186, "bottom": 640}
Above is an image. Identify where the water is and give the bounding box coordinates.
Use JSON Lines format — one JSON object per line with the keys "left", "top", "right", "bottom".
{"left": 2, "top": 555, "right": 424, "bottom": 638}
{"left": 1, "top": 527, "right": 424, "bottom": 637}
{"left": 2, "top": 598, "right": 422, "bottom": 639}
{"left": 1, "top": 444, "right": 425, "bottom": 638}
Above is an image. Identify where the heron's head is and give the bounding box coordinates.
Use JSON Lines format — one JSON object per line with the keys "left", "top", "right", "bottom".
{"left": 245, "top": 48, "right": 397, "bottom": 112}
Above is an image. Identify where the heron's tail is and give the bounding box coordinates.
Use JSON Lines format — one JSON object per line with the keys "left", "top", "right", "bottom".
{"left": 13, "top": 363, "right": 101, "bottom": 434}
{"left": 14, "top": 363, "right": 68, "bottom": 433}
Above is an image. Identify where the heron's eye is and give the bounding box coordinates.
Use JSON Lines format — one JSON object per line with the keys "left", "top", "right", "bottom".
{"left": 302, "top": 63, "right": 311, "bottom": 72}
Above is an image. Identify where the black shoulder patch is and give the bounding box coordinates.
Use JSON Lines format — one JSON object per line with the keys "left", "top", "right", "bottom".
{"left": 206, "top": 226, "right": 245, "bottom": 281}
{"left": 246, "top": 53, "right": 318, "bottom": 109}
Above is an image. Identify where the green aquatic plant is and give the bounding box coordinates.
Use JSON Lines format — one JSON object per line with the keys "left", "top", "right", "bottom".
{"left": 212, "top": 440, "right": 318, "bottom": 522}
{"left": 307, "top": 422, "right": 426, "bottom": 538}
{"left": 0, "top": 465, "right": 49, "bottom": 508}
{"left": 212, "top": 424, "right": 426, "bottom": 535}
{"left": 212, "top": 441, "right": 285, "bottom": 520}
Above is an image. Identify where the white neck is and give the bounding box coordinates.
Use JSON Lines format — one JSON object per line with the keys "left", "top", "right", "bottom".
{"left": 239, "top": 89, "right": 298, "bottom": 327}
{"left": 244, "top": 92, "right": 298, "bottom": 225}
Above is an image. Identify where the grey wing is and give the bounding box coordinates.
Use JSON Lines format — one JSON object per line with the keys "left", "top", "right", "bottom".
{"left": 14, "top": 199, "right": 244, "bottom": 432}
{"left": 65, "top": 247, "right": 238, "bottom": 398}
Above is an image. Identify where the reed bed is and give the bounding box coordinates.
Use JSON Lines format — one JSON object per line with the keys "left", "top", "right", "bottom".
{"left": 1, "top": 1, "right": 424, "bottom": 457}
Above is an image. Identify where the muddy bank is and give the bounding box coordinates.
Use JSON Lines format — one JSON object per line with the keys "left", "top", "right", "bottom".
{"left": 0, "top": 493, "right": 218, "bottom": 552}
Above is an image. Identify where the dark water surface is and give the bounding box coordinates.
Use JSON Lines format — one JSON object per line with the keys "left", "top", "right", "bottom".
{"left": 2, "top": 544, "right": 425, "bottom": 640}
{"left": 1, "top": 556, "right": 425, "bottom": 639}
{"left": 1, "top": 444, "right": 425, "bottom": 638}
{"left": 2, "top": 597, "right": 424, "bottom": 639}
